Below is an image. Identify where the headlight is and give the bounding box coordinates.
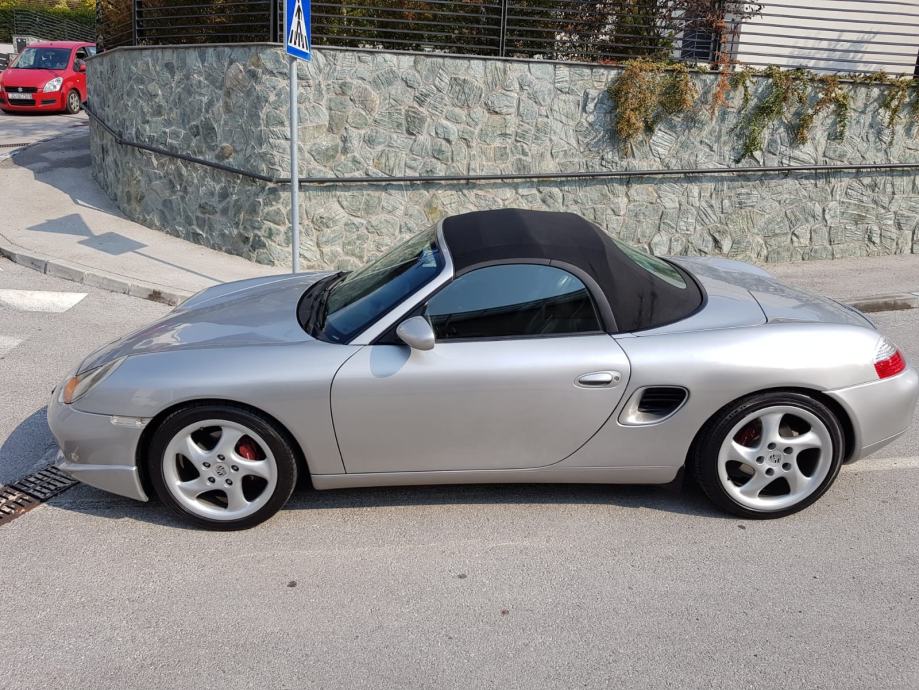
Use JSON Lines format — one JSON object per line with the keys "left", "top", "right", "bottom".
{"left": 59, "top": 358, "right": 125, "bottom": 404}
{"left": 42, "top": 77, "right": 63, "bottom": 92}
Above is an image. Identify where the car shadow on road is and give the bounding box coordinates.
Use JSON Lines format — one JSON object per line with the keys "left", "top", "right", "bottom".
{"left": 0, "top": 406, "right": 57, "bottom": 485}
{"left": 50, "top": 473, "right": 729, "bottom": 530}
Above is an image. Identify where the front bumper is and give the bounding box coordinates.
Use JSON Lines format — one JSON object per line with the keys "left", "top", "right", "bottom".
{"left": 47, "top": 394, "right": 149, "bottom": 501}
{"left": 0, "top": 90, "right": 65, "bottom": 111}
{"left": 826, "top": 367, "right": 919, "bottom": 462}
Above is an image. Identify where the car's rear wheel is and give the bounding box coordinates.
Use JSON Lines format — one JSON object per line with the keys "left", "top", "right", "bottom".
{"left": 148, "top": 404, "right": 298, "bottom": 530}
{"left": 65, "top": 89, "right": 81, "bottom": 114}
{"left": 693, "top": 391, "right": 844, "bottom": 518}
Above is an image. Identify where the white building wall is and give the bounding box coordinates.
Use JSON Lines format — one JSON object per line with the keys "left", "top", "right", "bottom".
{"left": 734, "top": 0, "right": 919, "bottom": 75}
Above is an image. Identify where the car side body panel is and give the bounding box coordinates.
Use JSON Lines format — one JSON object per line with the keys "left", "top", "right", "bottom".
{"left": 330, "top": 334, "right": 631, "bottom": 473}
{"left": 71, "top": 342, "right": 359, "bottom": 476}
{"left": 563, "top": 322, "right": 884, "bottom": 472}
{"left": 825, "top": 367, "right": 919, "bottom": 459}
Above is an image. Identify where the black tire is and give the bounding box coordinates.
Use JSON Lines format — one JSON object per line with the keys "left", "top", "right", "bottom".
{"left": 147, "top": 403, "right": 299, "bottom": 530}
{"left": 692, "top": 391, "right": 845, "bottom": 519}
{"left": 64, "top": 89, "right": 82, "bottom": 114}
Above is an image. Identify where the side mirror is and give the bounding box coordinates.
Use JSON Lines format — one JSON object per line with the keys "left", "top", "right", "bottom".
{"left": 396, "top": 316, "right": 435, "bottom": 351}
{"left": 75, "top": 60, "right": 86, "bottom": 72}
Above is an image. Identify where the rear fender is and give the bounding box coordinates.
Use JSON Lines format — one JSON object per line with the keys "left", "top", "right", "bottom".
{"left": 562, "top": 322, "right": 880, "bottom": 470}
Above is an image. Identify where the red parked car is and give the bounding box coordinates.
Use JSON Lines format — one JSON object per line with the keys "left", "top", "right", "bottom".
{"left": 0, "top": 41, "right": 96, "bottom": 114}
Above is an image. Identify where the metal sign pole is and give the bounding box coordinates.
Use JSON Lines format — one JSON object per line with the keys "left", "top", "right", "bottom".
{"left": 285, "top": 0, "right": 310, "bottom": 274}
{"left": 289, "top": 55, "right": 299, "bottom": 274}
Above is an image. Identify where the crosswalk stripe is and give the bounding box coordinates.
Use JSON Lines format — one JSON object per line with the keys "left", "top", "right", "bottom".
{"left": 0, "top": 289, "right": 87, "bottom": 313}
{"left": 0, "top": 335, "right": 21, "bottom": 357}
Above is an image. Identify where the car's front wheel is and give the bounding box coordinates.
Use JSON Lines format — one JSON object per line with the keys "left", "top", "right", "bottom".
{"left": 693, "top": 391, "right": 845, "bottom": 518}
{"left": 64, "top": 89, "right": 81, "bottom": 114}
{"left": 148, "top": 404, "right": 298, "bottom": 530}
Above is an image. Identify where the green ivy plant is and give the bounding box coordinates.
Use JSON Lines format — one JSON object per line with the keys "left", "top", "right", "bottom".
{"left": 880, "top": 76, "right": 912, "bottom": 129}
{"left": 607, "top": 59, "right": 698, "bottom": 141}
{"left": 795, "top": 75, "right": 850, "bottom": 144}
{"left": 608, "top": 60, "right": 919, "bottom": 159}
{"left": 729, "top": 66, "right": 755, "bottom": 112}
{"left": 736, "top": 67, "right": 809, "bottom": 160}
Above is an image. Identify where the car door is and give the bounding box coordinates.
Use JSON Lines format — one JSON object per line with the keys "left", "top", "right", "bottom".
{"left": 331, "top": 263, "right": 631, "bottom": 473}
{"left": 72, "top": 47, "right": 87, "bottom": 100}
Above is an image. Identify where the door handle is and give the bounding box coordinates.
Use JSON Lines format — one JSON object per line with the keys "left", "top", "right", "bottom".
{"left": 577, "top": 371, "right": 621, "bottom": 387}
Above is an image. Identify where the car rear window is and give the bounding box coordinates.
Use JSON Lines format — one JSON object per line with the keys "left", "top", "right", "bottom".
{"left": 612, "top": 239, "right": 687, "bottom": 289}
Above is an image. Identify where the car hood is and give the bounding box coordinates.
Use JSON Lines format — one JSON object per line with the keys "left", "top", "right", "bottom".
{"left": 1, "top": 67, "right": 62, "bottom": 87}
{"left": 674, "top": 256, "right": 873, "bottom": 328}
{"left": 79, "top": 272, "right": 330, "bottom": 372}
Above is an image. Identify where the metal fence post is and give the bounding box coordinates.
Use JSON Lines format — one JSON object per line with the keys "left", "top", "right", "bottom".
{"left": 131, "top": 0, "right": 138, "bottom": 45}
{"left": 499, "top": 0, "right": 508, "bottom": 57}
{"left": 96, "top": 0, "right": 103, "bottom": 50}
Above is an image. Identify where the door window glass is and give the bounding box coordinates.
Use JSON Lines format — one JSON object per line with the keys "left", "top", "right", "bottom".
{"left": 425, "top": 264, "right": 600, "bottom": 340}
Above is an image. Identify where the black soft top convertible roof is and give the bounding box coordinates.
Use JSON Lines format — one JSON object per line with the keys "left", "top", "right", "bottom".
{"left": 441, "top": 209, "right": 703, "bottom": 332}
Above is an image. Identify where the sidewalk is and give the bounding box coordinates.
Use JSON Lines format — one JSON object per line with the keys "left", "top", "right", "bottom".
{"left": 768, "top": 254, "right": 919, "bottom": 309}
{"left": 1, "top": 125, "right": 918, "bottom": 309}
{"left": 0, "top": 126, "right": 274, "bottom": 305}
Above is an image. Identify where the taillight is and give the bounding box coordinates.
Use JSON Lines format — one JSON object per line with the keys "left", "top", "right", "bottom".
{"left": 874, "top": 338, "right": 906, "bottom": 379}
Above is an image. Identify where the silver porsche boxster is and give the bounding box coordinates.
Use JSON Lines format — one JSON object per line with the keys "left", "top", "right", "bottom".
{"left": 49, "top": 209, "right": 918, "bottom": 529}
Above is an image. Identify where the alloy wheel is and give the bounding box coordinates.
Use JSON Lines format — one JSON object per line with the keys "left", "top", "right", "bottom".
{"left": 716, "top": 405, "right": 833, "bottom": 512}
{"left": 68, "top": 91, "right": 80, "bottom": 112}
{"left": 161, "top": 420, "right": 278, "bottom": 521}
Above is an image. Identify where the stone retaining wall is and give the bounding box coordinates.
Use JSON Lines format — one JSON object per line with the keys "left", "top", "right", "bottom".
{"left": 89, "top": 44, "right": 919, "bottom": 269}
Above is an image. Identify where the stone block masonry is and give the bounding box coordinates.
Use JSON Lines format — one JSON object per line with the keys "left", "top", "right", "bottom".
{"left": 88, "top": 44, "right": 919, "bottom": 270}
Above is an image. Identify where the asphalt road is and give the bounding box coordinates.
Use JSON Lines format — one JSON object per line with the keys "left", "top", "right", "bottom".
{"left": 0, "top": 257, "right": 917, "bottom": 689}
{"left": 0, "top": 109, "right": 87, "bottom": 151}
{"left": 0, "top": 259, "right": 169, "bottom": 484}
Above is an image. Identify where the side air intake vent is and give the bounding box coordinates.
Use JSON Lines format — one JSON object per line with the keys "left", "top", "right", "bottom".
{"left": 619, "top": 386, "right": 689, "bottom": 426}
{"left": 637, "top": 387, "right": 688, "bottom": 416}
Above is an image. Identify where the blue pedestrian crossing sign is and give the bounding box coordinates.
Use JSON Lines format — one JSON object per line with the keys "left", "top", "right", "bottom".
{"left": 285, "top": 0, "right": 311, "bottom": 62}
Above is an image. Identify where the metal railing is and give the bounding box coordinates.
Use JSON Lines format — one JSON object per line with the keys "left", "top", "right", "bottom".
{"left": 85, "top": 99, "right": 919, "bottom": 186}
{"left": 8, "top": 9, "right": 95, "bottom": 42}
{"left": 95, "top": 0, "right": 919, "bottom": 76}
{"left": 0, "top": 0, "right": 95, "bottom": 45}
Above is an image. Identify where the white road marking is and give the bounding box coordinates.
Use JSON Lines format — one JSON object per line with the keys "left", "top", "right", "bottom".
{"left": 0, "top": 335, "right": 22, "bottom": 357}
{"left": 0, "top": 289, "right": 87, "bottom": 313}
{"left": 844, "top": 456, "right": 919, "bottom": 473}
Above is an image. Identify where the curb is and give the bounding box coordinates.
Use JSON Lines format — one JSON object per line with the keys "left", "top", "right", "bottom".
{"left": 0, "top": 243, "right": 191, "bottom": 306}
{"left": 1, "top": 122, "right": 190, "bottom": 307}
{"left": 847, "top": 293, "right": 919, "bottom": 314}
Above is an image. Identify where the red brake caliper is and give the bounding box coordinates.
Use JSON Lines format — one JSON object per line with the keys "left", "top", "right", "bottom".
{"left": 236, "top": 438, "right": 260, "bottom": 460}
{"left": 735, "top": 422, "right": 759, "bottom": 447}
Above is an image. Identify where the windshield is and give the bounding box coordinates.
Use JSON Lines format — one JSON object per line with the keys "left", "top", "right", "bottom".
{"left": 12, "top": 47, "right": 71, "bottom": 70}
{"left": 319, "top": 227, "right": 444, "bottom": 343}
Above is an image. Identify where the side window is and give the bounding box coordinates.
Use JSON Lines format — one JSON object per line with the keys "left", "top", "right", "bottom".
{"left": 74, "top": 49, "right": 86, "bottom": 65}
{"left": 425, "top": 264, "right": 601, "bottom": 341}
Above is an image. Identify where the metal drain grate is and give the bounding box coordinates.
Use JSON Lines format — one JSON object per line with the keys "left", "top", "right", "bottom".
{"left": 0, "top": 143, "right": 30, "bottom": 149}
{"left": 0, "top": 466, "right": 78, "bottom": 526}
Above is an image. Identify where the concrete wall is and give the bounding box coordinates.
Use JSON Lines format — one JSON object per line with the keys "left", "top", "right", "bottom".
{"left": 89, "top": 44, "right": 919, "bottom": 270}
